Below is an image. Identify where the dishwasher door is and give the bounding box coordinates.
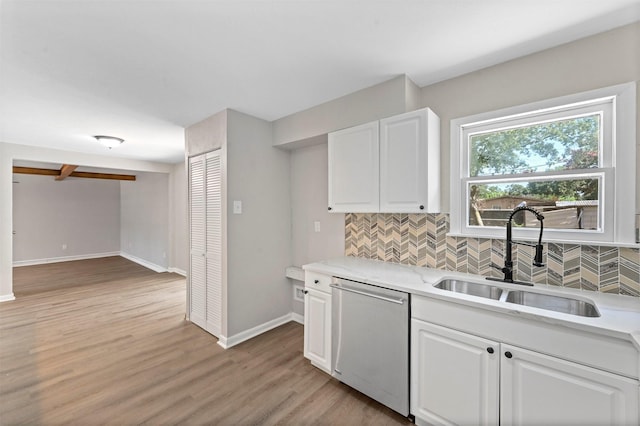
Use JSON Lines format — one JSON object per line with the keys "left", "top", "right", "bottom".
{"left": 331, "top": 278, "right": 409, "bottom": 416}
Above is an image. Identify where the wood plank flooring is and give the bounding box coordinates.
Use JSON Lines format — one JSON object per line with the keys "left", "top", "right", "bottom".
{"left": 1, "top": 256, "right": 412, "bottom": 425}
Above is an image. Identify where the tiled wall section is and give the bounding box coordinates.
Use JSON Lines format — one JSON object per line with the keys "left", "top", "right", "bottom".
{"left": 345, "top": 213, "right": 640, "bottom": 297}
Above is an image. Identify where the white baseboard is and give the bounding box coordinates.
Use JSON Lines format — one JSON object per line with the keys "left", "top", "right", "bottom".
{"left": 119, "top": 252, "right": 167, "bottom": 273}
{"left": 168, "top": 267, "right": 187, "bottom": 277}
{"left": 0, "top": 293, "right": 16, "bottom": 303}
{"left": 291, "top": 312, "right": 304, "bottom": 324}
{"left": 12, "top": 251, "right": 120, "bottom": 267}
{"left": 217, "top": 312, "right": 302, "bottom": 349}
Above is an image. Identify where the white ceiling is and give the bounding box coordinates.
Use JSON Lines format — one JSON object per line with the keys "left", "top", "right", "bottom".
{"left": 1, "top": 0, "right": 639, "bottom": 164}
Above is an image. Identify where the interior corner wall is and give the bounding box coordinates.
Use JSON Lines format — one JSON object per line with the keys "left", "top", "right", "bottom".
{"left": 0, "top": 143, "right": 14, "bottom": 300}
{"left": 120, "top": 172, "right": 170, "bottom": 270}
{"left": 0, "top": 142, "right": 174, "bottom": 301}
{"left": 226, "top": 110, "right": 292, "bottom": 337}
{"left": 170, "top": 161, "right": 188, "bottom": 274}
{"left": 12, "top": 174, "right": 120, "bottom": 264}
{"left": 420, "top": 21, "right": 640, "bottom": 211}
{"left": 290, "top": 142, "right": 345, "bottom": 266}
{"left": 272, "top": 75, "right": 410, "bottom": 147}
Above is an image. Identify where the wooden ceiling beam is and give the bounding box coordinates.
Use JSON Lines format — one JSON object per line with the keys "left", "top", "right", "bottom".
{"left": 13, "top": 166, "right": 136, "bottom": 181}
{"left": 55, "top": 164, "right": 78, "bottom": 181}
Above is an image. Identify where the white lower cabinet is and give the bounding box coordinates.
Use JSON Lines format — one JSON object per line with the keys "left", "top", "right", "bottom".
{"left": 411, "top": 319, "right": 639, "bottom": 426}
{"left": 411, "top": 319, "right": 499, "bottom": 426}
{"left": 501, "top": 343, "right": 639, "bottom": 426}
{"left": 303, "top": 272, "right": 332, "bottom": 373}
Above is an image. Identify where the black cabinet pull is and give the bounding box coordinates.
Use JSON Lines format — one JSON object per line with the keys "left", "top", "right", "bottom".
{"left": 328, "top": 206, "right": 332, "bottom": 211}
{"left": 486, "top": 347, "right": 494, "bottom": 354}
{"left": 419, "top": 205, "right": 424, "bottom": 210}
{"left": 314, "top": 280, "right": 319, "bottom": 284}
{"left": 303, "top": 290, "right": 308, "bottom": 294}
{"left": 505, "top": 351, "right": 513, "bottom": 359}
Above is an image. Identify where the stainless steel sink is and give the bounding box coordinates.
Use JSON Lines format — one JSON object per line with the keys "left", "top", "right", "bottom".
{"left": 434, "top": 279, "right": 503, "bottom": 300}
{"left": 505, "top": 290, "right": 600, "bottom": 317}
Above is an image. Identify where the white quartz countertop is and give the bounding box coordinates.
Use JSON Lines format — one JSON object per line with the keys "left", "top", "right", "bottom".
{"left": 303, "top": 257, "right": 640, "bottom": 350}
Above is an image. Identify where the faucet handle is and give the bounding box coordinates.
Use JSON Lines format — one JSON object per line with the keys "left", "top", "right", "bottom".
{"left": 533, "top": 244, "right": 545, "bottom": 267}
{"left": 490, "top": 262, "right": 503, "bottom": 271}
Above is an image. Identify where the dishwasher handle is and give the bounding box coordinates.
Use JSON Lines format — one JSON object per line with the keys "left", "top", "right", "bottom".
{"left": 329, "top": 283, "right": 405, "bottom": 305}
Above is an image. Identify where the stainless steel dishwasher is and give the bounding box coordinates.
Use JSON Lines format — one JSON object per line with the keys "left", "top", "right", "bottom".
{"left": 331, "top": 277, "right": 410, "bottom": 416}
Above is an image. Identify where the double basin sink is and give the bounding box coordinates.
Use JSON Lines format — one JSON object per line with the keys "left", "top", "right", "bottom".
{"left": 434, "top": 279, "right": 600, "bottom": 317}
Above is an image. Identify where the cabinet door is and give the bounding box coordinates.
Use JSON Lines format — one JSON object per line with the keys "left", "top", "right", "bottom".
{"left": 303, "top": 289, "right": 332, "bottom": 373}
{"left": 328, "top": 121, "right": 379, "bottom": 213}
{"left": 189, "top": 155, "right": 207, "bottom": 329}
{"left": 380, "top": 108, "right": 440, "bottom": 213}
{"left": 501, "top": 344, "right": 639, "bottom": 426}
{"left": 411, "top": 319, "right": 499, "bottom": 426}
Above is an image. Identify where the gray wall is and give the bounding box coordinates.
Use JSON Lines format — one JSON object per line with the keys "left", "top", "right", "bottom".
{"left": 421, "top": 22, "right": 640, "bottom": 210}
{"left": 0, "top": 142, "right": 174, "bottom": 300}
{"left": 170, "top": 161, "right": 188, "bottom": 274}
{"left": 284, "top": 22, "right": 640, "bottom": 271}
{"left": 273, "top": 75, "right": 417, "bottom": 146}
{"left": 12, "top": 173, "right": 120, "bottom": 263}
{"left": 290, "top": 143, "right": 345, "bottom": 266}
{"left": 226, "top": 109, "right": 292, "bottom": 336}
{"left": 120, "top": 172, "right": 170, "bottom": 270}
{"left": 185, "top": 109, "right": 227, "bottom": 157}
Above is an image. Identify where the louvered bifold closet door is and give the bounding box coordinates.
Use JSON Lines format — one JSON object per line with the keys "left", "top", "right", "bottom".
{"left": 205, "top": 150, "right": 222, "bottom": 337}
{"left": 189, "top": 155, "right": 207, "bottom": 329}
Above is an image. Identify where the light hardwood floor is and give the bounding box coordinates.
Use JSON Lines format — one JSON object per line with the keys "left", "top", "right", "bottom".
{"left": 1, "top": 256, "right": 412, "bottom": 425}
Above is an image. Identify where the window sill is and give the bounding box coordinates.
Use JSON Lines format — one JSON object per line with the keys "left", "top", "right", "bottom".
{"left": 446, "top": 232, "right": 640, "bottom": 249}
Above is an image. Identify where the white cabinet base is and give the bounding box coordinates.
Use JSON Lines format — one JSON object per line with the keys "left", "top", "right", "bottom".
{"left": 501, "top": 344, "right": 639, "bottom": 426}
{"left": 411, "top": 319, "right": 499, "bottom": 426}
{"left": 303, "top": 271, "right": 332, "bottom": 374}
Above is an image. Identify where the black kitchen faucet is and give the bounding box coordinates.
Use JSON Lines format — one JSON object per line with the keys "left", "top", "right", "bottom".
{"left": 488, "top": 205, "right": 545, "bottom": 286}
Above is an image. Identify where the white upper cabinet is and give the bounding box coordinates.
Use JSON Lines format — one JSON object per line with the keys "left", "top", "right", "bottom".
{"left": 380, "top": 108, "right": 440, "bottom": 213}
{"left": 328, "top": 108, "right": 440, "bottom": 213}
{"left": 328, "top": 121, "right": 380, "bottom": 213}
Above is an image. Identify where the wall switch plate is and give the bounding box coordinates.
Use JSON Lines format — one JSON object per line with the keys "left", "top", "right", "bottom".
{"left": 314, "top": 221, "right": 321, "bottom": 233}
{"left": 233, "top": 200, "right": 242, "bottom": 214}
{"left": 62, "top": 244, "right": 67, "bottom": 250}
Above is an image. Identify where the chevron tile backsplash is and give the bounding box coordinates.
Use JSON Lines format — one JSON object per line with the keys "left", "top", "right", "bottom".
{"left": 345, "top": 213, "right": 640, "bottom": 297}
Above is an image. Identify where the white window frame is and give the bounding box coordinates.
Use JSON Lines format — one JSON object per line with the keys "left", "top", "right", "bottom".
{"left": 449, "top": 82, "right": 636, "bottom": 245}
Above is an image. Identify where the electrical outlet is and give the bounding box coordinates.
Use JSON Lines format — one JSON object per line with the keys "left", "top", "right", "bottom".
{"left": 293, "top": 285, "right": 304, "bottom": 302}
{"left": 314, "top": 221, "right": 321, "bottom": 233}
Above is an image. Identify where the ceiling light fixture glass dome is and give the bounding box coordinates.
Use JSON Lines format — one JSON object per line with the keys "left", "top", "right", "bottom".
{"left": 94, "top": 135, "right": 124, "bottom": 149}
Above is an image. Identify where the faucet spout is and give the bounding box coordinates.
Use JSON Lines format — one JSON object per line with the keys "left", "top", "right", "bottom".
{"left": 489, "top": 205, "right": 545, "bottom": 286}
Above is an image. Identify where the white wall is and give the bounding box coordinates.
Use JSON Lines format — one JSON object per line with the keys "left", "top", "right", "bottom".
{"left": 170, "top": 161, "right": 188, "bottom": 274}
{"left": 120, "top": 172, "right": 170, "bottom": 271}
{"left": 12, "top": 174, "right": 120, "bottom": 264}
{"left": 226, "top": 109, "right": 292, "bottom": 337}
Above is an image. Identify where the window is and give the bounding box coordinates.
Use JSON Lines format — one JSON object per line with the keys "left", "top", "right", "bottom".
{"left": 449, "top": 83, "right": 636, "bottom": 244}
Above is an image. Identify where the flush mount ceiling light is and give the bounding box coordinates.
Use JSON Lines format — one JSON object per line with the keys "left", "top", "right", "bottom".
{"left": 94, "top": 135, "right": 124, "bottom": 149}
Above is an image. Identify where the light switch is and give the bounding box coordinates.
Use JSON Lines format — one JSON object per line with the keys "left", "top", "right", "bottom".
{"left": 233, "top": 200, "right": 242, "bottom": 214}
{"left": 314, "top": 221, "right": 321, "bottom": 233}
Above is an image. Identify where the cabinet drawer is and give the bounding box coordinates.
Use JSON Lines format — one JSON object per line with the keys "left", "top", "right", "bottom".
{"left": 305, "top": 272, "right": 332, "bottom": 294}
